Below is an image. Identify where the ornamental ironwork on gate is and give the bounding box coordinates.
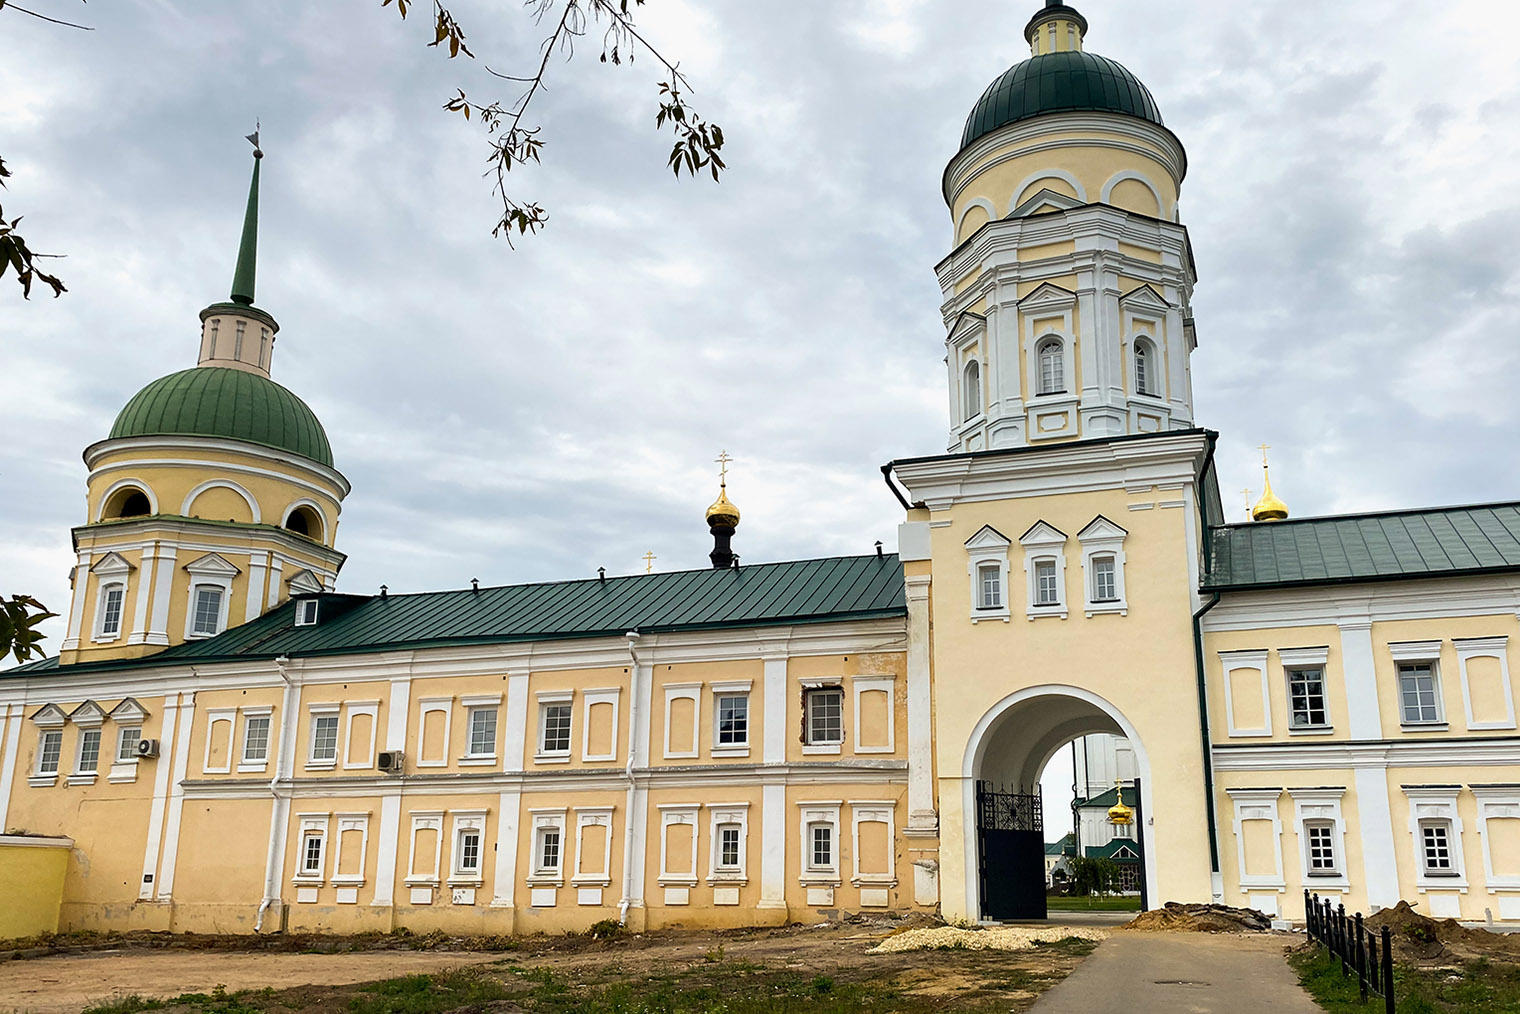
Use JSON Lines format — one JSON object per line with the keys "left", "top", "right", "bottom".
{"left": 976, "top": 781, "right": 1045, "bottom": 920}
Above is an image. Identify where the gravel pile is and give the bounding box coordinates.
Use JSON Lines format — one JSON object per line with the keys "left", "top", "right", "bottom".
{"left": 868, "top": 925, "right": 1108, "bottom": 954}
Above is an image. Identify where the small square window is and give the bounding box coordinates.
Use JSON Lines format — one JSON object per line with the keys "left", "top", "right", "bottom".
{"left": 468, "top": 707, "right": 498, "bottom": 757}
{"left": 243, "top": 715, "right": 271, "bottom": 762}
{"left": 717, "top": 824, "right": 741, "bottom": 869}
{"left": 1398, "top": 663, "right": 1441, "bottom": 724}
{"left": 37, "top": 730, "right": 62, "bottom": 774}
{"left": 457, "top": 829, "right": 482, "bottom": 876}
{"left": 301, "top": 831, "right": 325, "bottom": 876}
{"left": 117, "top": 726, "right": 142, "bottom": 763}
{"left": 540, "top": 704, "right": 572, "bottom": 754}
{"left": 809, "top": 823, "right": 833, "bottom": 870}
{"left": 538, "top": 827, "right": 562, "bottom": 873}
{"left": 804, "top": 688, "right": 843, "bottom": 745}
{"left": 310, "top": 714, "right": 340, "bottom": 762}
{"left": 295, "top": 599, "right": 319, "bottom": 626}
{"left": 716, "top": 694, "right": 749, "bottom": 747}
{"left": 1306, "top": 821, "right": 1337, "bottom": 874}
{"left": 1288, "top": 668, "right": 1329, "bottom": 729}
{"left": 1420, "top": 820, "right": 1457, "bottom": 876}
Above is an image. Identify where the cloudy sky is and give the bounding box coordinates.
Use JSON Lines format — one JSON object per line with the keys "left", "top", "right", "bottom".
{"left": 6, "top": 1, "right": 1520, "bottom": 825}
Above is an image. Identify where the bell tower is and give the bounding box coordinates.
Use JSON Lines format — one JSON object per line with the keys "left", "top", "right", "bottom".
{"left": 939, "top": 0, "right": 1197, "bottom": 452}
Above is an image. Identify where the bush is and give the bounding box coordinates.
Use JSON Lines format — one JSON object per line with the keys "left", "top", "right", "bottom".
{"left": 1067, "top": 856, "right": 1121, "bottom": 898}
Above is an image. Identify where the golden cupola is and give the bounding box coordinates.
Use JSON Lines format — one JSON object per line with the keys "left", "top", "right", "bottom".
{"left": 705, "top": 484, "right": 740, "bottom": 530}
{"left": 706, "top": 451, "right": 740, "bottom": 569}
{"left": 1251, "top": 449, "right": 1289, "bottom": 522}
{"left": 1107, "top": 785, "right": 1134, "bottom": 827}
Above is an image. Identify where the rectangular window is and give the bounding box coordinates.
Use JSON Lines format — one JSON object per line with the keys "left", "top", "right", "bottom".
{"left": 457, "top": 830, "right": 481, "bottom": 875}
{"left": 977, "top": 563, "right": 1002, "bottom": 609}
{"left": 1288, "top": 667, "right": 1329, "bottom": 729}
{"left": 804, "top": 688, "right": 843, "bottom": 745}
{"left": 1035, "top": 560, "right": 1059, "bottom": 605}
{"left": 540, "top": 704, "right": 572, "bottom": 754}
{"left": 809, "top": 823, "right": 833, "bottom": 870}
{"left": 234, "top": 320, "right": 246, "bottom": 359}
{"left": 301, "top": 831, "right": 325, "bottom": 876}
{"left": 1091, "top": 556, "right": 1116, "bottom": 602}
{"left": 538, "top": 828, "right": 562, "bottom": 873}
{"left": 295, "top": 599, "right": 319, "bottom": 626}
{"left": 716, "top": 694, "right": 749, "bottom": 746}
{"left": 1306, "top": 822, "right": 1337, "bottom": 874}
{"left": 718, "top": 824, "right": 741, "bottom": 869}
{"left": 191, "top": 586, "right": 223, "bottom": 636}
{"left": 1398, "top": 662, "right": 1441, "bottom": 724}
{"left": 310, "top": 714, "right": 339, "bottom": 762}
{"left": 38, "top": 730, "right": 62, "bottom": 774}
{"left": 77, "top": 728, "right": 101, "bottom": 773}
{"left": 99, "top": 586, "right": 124, "bottom": 637}
{"left": 117, "top": 726, "right": 141, "bottom": 763}
{"left": 243, "top": 715, "right": 271, "bottom": 762}
{"left": 467, "top": 707, "right": 498, "bottom": 757}
{"left": 1420, "top": 821, "right": 1456, "bottom": 876}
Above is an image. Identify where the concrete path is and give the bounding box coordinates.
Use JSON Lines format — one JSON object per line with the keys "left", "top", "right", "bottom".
{"left": 1029, "top": 931, "right": 1319, "bottom": 1013}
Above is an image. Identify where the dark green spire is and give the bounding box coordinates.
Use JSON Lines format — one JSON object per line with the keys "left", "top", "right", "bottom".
{"left": 230, "top": 136, "right": 262, "bottom": 307}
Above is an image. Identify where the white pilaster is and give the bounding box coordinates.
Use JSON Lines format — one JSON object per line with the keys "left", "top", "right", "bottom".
{"left": 491, "top": 789, "right": 522, "bottom": 907}
{"left": 762, "top": 655, "right": 787, "bottom": 765}
{"left": 140, "top": 694, "right": 181, "bottom": 899}
{"left": 760, "top": 780, "right": 786, "bottom": 909}
{"left": 371, "top": 675, "right": 412, "bottom": 909}
{"left": 61, "top": 550, "right": 91, "bottom": 651}
{"left": 0, "top": 704, "right": 22, "bottom": 832}
{"left": 155, "top": 690, "right": 197, "bottom": 900}
{"left": 1338, "top": 621, "right": 1384, "bottom": 739}
{"left": 903, "top": 574, "right": 936, "bottom": 835}
{"left": 503, "top": 670, "right": 530, "bottom": 770}
{"left": 1354, "top": 764, "right": 1401, "bottom": 910}
{"left": 246, "top": 552, "right": 269, "bottom": 622}
{"left": 127, "top": 544, "right": 158, "bottom": 645}
{"left": 266, "top": 556, "right": 284, "bottom": 609}
{"left": 145, "top": 546, "right": 177, "bottom": 646}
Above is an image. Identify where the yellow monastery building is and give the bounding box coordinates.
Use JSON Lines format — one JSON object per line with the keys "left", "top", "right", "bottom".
{"left": 4, "top": 0, "right": 1520, "bottom": 937}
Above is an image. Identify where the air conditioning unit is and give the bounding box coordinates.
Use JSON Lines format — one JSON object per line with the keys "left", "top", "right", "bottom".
{"left": 136, "top": 738, "right": 161, "bottom": 759}
{"left": 377, "top": 750, "right": 405, "bottom": 774}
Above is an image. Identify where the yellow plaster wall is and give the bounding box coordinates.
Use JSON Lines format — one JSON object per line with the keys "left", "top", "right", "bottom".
{"left": 1204, "top": 625, "right": 1350, "bottom": 743}
{"left": 1370, "top": 615, "right": 1520, "bottom": 737}
{"left": 0, "top": 839, "right": 72, "bottom": 939}
{"left": 784, "top": 653, "right": 907, "bottom": 764}
{"left": 522, "top": 668, "right": 629, "bottom": 770}
{"left": 1384, "top": 765, "right": 1520, "bottom": 921}
{"left": 952, "top": 139, "right": 1177, "bottom": 229}
{"left": 513, "top": 788, "right": 625, "bottom": 934}
{"left": 650, "top": 659, "right": 764, "bottom": 766}
{"left": 169, "top": 797, "right": 272, "bottom": 933}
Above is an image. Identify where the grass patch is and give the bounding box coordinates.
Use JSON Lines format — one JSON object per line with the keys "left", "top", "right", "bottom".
{"left": 83, "top": 986, "right": 269, "bottom": 1014}
{"left": 1044, "top": 895, "right": 1141, "bottom": 912}
{"left": 1032, "top": 936, "right": 1101, "bottom": 958}
{"left": 1291, "top": 946, "right": 1520, "bottom": 1013}
{"left": 349, "top": 970, "right": 514, "bottom": 1014}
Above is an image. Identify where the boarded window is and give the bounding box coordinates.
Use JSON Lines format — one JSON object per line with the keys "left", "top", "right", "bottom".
{"left": 1241, "top": 818, "right": 1277, "bottom": 878}
{"left": 1228, "top": 668, "right": 1266, "bottom": 729}
{"left": 421, "top": 709, "right": 447, "bottom": 763}
{"left": 856, "top": 690, "right": 891, "bottom": 750}
{"left": 587, "top": 701, "right": 615, "bottom": 758}
{"left": 411, "top": 826, "right": 438, "bottom": 878}
{"left": 857, "top": 819, "right": 891, "bottom": 877}
{"left": 665, "top": 822, "right": 694, "bottom": 876}
{"left": 1465, "top": 656, "right": 1509, "bottom": 726}
{"left": 668, "top": 697, "right": 696, "bottom": 755}
{"left": 207, "top": 718, "right": 232, "bottom": 770}
{"left": 1488, "top": 817, "right": 1520, "bottom": 877}
{"left": 347, "top": 712, "right": 373, "bottom": 765}
{"left": 579, "top": 823, "right": 607, "bottom": 876}
{"left": 338, "top": 828, "right": 364, "bottom": 878}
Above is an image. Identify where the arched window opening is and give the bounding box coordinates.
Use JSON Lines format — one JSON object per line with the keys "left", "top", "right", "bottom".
{"left": 1134, "top": 340, "right": 1154, "bottom": 397}
{"left": 284, "top": 505, "right": 322, "bottom": 541}
{"left": 1036, "top": 338, "right": 1064, "bottom": 395}
{"left": 105, "top": 486, "right": 152, "bottom": 519}
{"left": 963, "top": 360, "right": 982, "bottom": 421}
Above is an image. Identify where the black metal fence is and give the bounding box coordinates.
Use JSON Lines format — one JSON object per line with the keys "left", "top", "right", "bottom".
{"left": 1304, "top": 890, "right": 1394, "bottom": 1012}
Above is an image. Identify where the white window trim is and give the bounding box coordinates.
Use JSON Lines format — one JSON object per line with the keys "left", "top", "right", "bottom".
{"left": 342, "top": 701, "right": 379, "bottom": 770}
{"left": 305, "top": 703, "right": 342, "bottom": 770}
{"left": 1454, "top": 636, "right": 1516, "bottom": 731}
{"left": 1225, "top": 787, "right": 1285, "bottom": 892}
{"left": 535, "top": 690, "right": 575, "bottom": 762}
{"left": 1472, "top": 786, "right": 1520, "bottom": 890}
{"left": 849, "top": 801, "right": 897, "bottom": 887}
{"left": 1279, "top": 646, "right": 1332, "bottom": 734}
{"left": 961, "top": 357, "right": 983, "bottom": 423}
{"left": 294, "top": 598, "right": 320, "bottom": 626}
{"left": 571, "top": 806, "right": 615, "bottom": 888}
{"left": 182, "top": 553, "right": 239, "bottom": 640}
{"left": 1076, "top": 516, "right": 1128, "bottom": 617}
{"left": 1403, "top": 786, "right": 1467, "bottom": 891}
{"left": 1019, "top": 521, "right": 1068, "bottom": 620}
{"left": 1287, "top": 787, "right": 1349, "bottom": 891}
{"left": 415, "top": 696, "right": 453, "bottom": 768}
{"left": 459, "top": 693, "right": 503, "bottom": 765}
{"left": 93, "top": 580, "right": 128, "bottom": 643}
{"left": 114, "top": 724, "right": 143, "bottom": 764}
{"left": 201, "top": 707, "right": 239, "bottom": 774}
{"left": 1219, "top": 649, "right": 1272, "bottom": 738}
{"left": 799, "top": 678, "right": 845, "bottom": 754}
{"left": 70, "top": 726, "right": 103, "bottom": 785}
{"left": 332, "top": 811, "right": 371, "bottom": 887}
{"left": 1390, "top": 642, "right": 1447, "bottom": 729}
{"left": 580, "top": 687, "right": 622, "bottom": 763}
{"left": 658, "top": 803, "right": 700, "bottom": 887}
{"left": 710, "top": 680, "right": 752, "bottom": 757}
{"left": 705, "top": 802, "right": 750, "bottom": 884}
{"left": 404, "top": 810, "right": 444, "bottom": 887}
{"left": 850, "top": 675, "right": 896, "bottom": 755}
{"left": 1029, "top": 329, "right": 1074, "bottom": 398}
{"left": 662, "top": 682, "right": 702, "bottom": 760}
{"left": 108, "top": 697, "right": 148, "bottom": 781}
{"left": 238, "top": 706, "right": 275, "bottom": 773}
{"left": 797, "top": 801, "right": 842, "bottom": 886}
{"left": 447, "top": 809, "right": 488, "bottom": 887}
{"left": 293, "top": 813, "right": 330, "bottom": 885}
{"left": 527, "top": 807, "right": 568, "bottom": 886}
{"left": 964, "top": 525, "right": 1012, "bottom": 623}
{"left": 29, "top": 704, "right": 67, "bottom": 785}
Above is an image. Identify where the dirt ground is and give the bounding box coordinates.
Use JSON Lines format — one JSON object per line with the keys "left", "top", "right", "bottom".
{"left": 0, "top": 921, "right": 1099, "bottom": 1014}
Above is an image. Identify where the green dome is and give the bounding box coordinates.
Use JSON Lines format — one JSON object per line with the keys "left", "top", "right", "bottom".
{"left": 960, "top": 50, "right": 1164, "bottom": 151}
{"left": 109, "top": 367, "right": 333, "bottom": 468}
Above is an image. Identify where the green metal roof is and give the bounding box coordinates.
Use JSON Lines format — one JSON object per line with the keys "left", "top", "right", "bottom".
{"left": 109, "top": 367, "right": 333, "bottom": 468}
{"left": 1084, "top": 840, "right": 1142, "bottom": 861}
{"left": 960, "top": 50, "right": 1164, "bottom": 151}
{"left": 1076, "top": 785, "right": 1136, "bottom": 810}
{"left": 1203, "top": 503, "right": 1520, "bottom": 592}
{"left": 7, "top": 554, "right": 906, "bottom": 676}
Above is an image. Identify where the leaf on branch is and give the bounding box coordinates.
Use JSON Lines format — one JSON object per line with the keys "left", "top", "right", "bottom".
{"left": 1, "top": 594, "right": 58, "bottom": 664}
{"left": 0, "top": 203, "right": 67, "bottom": 298}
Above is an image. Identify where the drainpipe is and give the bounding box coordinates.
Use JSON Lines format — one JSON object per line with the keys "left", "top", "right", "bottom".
{"left": 618, "top": 631, "right": 641, "bottom": 926}
{"left": 255, "top": 654, "right": 298, "bottom": 932}
{"left": 879, "top": 464, "right": 915, "bottom": 511}
{"left": 1192, "top": 593, "right": 1222, "bottom": 896}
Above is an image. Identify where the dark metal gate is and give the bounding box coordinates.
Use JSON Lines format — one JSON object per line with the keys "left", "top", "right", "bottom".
{"left": 976, "top": 781, "right": 1046, "bottom": 920}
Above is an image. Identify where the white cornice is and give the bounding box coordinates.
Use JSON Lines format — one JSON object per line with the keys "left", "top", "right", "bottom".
{"left": 72, "top": 521, "right": 347, "bottom": 572}
{"left": 1201, "top": 574, "right": 1520, "bottom": 632}
{"left": 85, "top": 435, "right": 351, "bottom": 500}
{"left": 1213, "top": 737, "right": 1520, "bottom": 772}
